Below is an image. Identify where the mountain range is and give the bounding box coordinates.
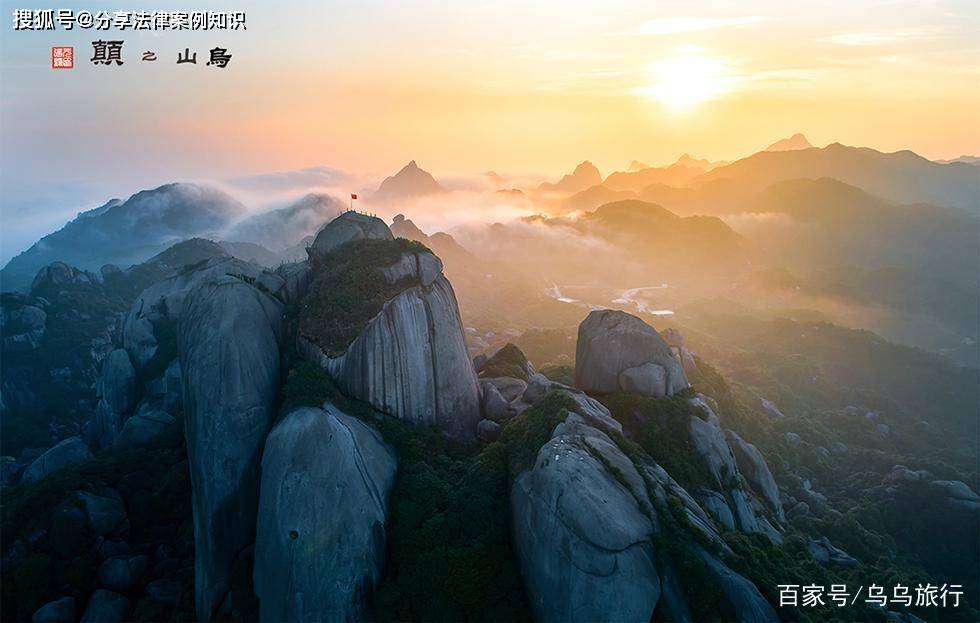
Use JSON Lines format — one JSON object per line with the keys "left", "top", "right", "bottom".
{"left": 696, "top": 142, "right": 980, "bottom": 212}
{"left": 2, "top": 139, "right": 978, "bottom": 622}
{"left": 0, "top": 183, "right": 247, "bottom": 291}
{"left": 2, "top": 141, "right": 976, "bottom": 361}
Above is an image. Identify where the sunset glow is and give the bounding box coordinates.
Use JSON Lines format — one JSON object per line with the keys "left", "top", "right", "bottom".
{"left": 641, "top": 52, "right": 737, "bottom": 111}
{"left": 1, "top": 0, "right": 978, "bottom": 260}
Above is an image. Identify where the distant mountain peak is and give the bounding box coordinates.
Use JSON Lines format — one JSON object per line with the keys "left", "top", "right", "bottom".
{"left": 628, "top": 160, "right": 650, "bottom": 171}
{"left": 390, "top": 213, "right": 431, "bottom": 243}
{"left": 936, "top": 155, "right": 980, "bottom": 166}
{"left": 765, "top": 133, "right": 813, "bottom": 152}
{"left": 539, "top": 160, "right": 602, "bottom": 193}
{"left": 373, "top": 160, "right": 446, "bottom": 201}
{"left": 485, "top": 170, "right": 506, "bottom": 186}
{"left": 674, "top": 153, "right": 727, "bottom": 171}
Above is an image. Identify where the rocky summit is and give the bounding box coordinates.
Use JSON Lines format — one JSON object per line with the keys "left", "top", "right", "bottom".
{"left": 306, "top": 210, "right": 393, "bottom": 262}
{"left": 298, "top": 213, "right": 481, "bottom": 441}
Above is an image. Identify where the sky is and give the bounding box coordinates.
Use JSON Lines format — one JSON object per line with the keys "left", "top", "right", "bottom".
{"left": 1, "top": 0, "right": 979, "bottom": 262}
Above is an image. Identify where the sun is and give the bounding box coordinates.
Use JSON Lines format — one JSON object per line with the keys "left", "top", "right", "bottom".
{"left": 641, "top": 53, "right": 735, "bottom": 111}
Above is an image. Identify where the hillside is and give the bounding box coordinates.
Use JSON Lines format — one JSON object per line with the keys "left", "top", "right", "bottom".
{"left": 1, "top": 183, "right": 246, "bottom": 291}
{"left": 697, "top": 143, "right": 979, "bottom": 212}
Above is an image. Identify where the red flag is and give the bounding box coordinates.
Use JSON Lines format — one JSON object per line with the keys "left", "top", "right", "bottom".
{"left": 351, "top": 193, "right": 358, "bottom": 200}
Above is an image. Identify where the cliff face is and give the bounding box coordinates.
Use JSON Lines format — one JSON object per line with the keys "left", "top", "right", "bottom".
{"left": 511, "top": 410, "right": 662, "bottom": 622}
{"left": 115, "top": 253, "right": 290, "bottom": 620}
{"left": 493, "top": 332, "right": 782, "bottom": 623}
{"left": 254, "top": 403, "right": 396, "bottom": 622}
{"left": 178, "top": 276, "right": 283, "bottom": 620}
{"left": 508, "top": 383, "right": 779, "bottom": 623}
{"left": 301, "top": 274, "right": 480, "bottom": 441}
{"left": 298, "top": 214, "right": 481, "bottom": 441}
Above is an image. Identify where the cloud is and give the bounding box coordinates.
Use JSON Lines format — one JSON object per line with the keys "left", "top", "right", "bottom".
{"left": 820, "top": 30, "right": 926, "bottom": 46}
{"left": 638, "top": 15, "right": 769, "bottom": 35}
{"left": 227, "top": 166, "right": 354, "bottom": 194}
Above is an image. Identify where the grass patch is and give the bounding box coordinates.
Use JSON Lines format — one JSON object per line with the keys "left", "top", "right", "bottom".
{"left": 539, "top": 364, "right": 574, "bottom": 386}
{"left": 298, "top": 238, "right": 429, "bottom": 357}
{"left": 601, "top": 392, "right": 716, "bottom": 491}
{"left": 479, "top": 343, "right": 531, "bottom": 382}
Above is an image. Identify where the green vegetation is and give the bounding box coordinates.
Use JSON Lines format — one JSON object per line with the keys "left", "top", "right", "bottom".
{"left": 280, "top": 361, "right": 581, "bottom": 622}
{"left": 512, "top": 327, "right": 576, "bottom": 368}
{"left": 2, "top": 282, "right": 132, "bottom": 456}
{"left": 671, "top": 310, "right": 980, "bottom": 616}
{"left": 539, "top": 364, "right": 574, "bottom": 385}
{"left": 298, "top": 238, "right": 429, "bottom": 356}
{"left": 686, "top": 312, "right": 979, "bottom": 442}
{"left": 0, "top": 416, "right": 194, "bottom": 621}
{"left": 478, "top": 342, "right": 531, "bottom": 381}
{"left": 718, "top": 530, "right": 967, "bottom": 623}
{"left": 652, "top": 506, "right": 734, "bottom": 623}
{"left": 287, "top": 351, "right": 980, "bottom": 623}
{"left": 0, "top": 261, "right": 178, "bottom": 456}
{"left": 601, "top": 392, "right": 715, "bottom": 491}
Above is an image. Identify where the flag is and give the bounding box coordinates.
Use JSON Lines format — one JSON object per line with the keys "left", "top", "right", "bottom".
{"left": 351, "top": 193, "right": 357, "bottom": 200}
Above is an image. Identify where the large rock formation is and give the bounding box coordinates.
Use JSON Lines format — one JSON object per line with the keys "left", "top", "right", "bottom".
{"left": 574, "top": 310, "right": 688, "bottom": 397}
{"left": 511, "top": 410, "right": 661, "bottom": 622}
{"left": 31, "top": 596, "right": 76, "bottom": 622}
{"left": 1, "top": 299, "right": 46, "bottom": 352}
{"left": 123, "top": 255, "right": 285, "bottom": 369}
{"left": 511, "top": 387, "right": 777, "bottom": 622}
{"left": 306, "top": 211, "right": 393, "bottom": 262}
{"left": 695, "top": 548, "right": 779, "bottom": 622}
{"left": 114, "top": 410, "right": 176, "bottom": 448}
{"left": 275, "top": 261, "right": 312, "bottom": 304}
{"left": 254, "top": 403, "right": 396, "bottom": 622}
{"left": 178, "top": 275, "right": 284, "bottom": 620}
{"left": 80, "top": 589, "right": 131, "bottom": 623}
{"left": 725, "top": 430, "right": 784, "bottom": 520}
{"left": 30, "top": 262, "right": 97, "bottom": 291}
{"left": 688, "top": 395, "right": 782, "bottom": 541}
{"left": 21, "top": 437, "right": 93, "bottom": 484}
{"left": 88, "top": 349, "right": 137, "bottom": 449}
{"left": 478, "top": 343, "right": 536, "bottom": 382}
{"left": 299, "top": 217, "right": 481, "bottom": 440}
